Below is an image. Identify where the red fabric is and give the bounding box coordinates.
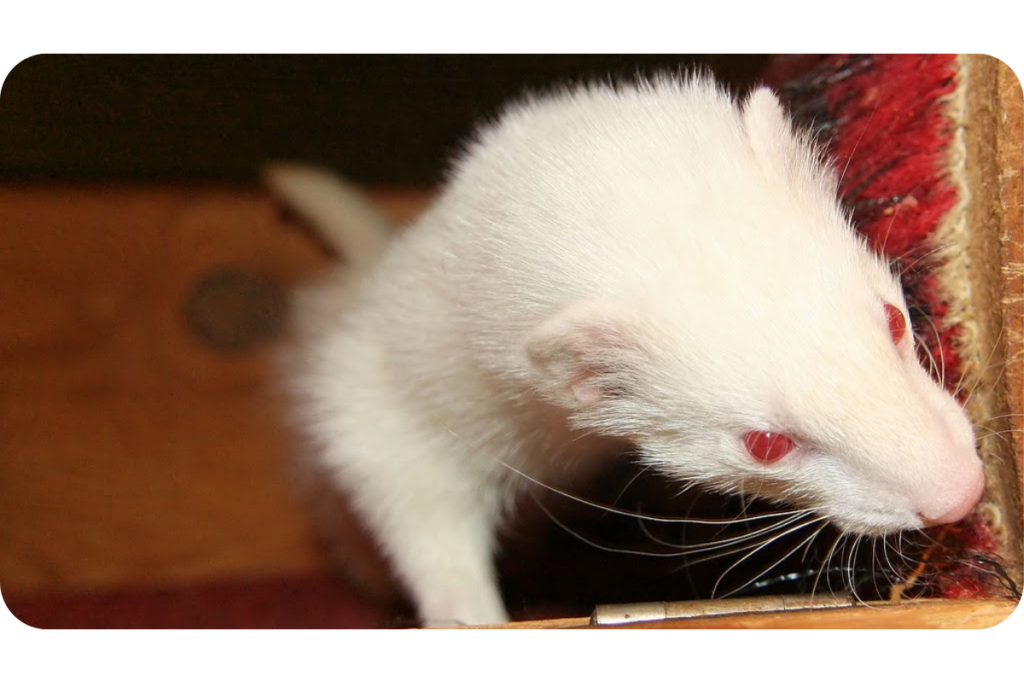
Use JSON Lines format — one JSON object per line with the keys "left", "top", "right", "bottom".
{"left": 827, "top": 55, "right": 959, "bottom": 255}
{"left": 836, "top": 55, "right": 963, "bottom": 394}
{"left": 768, "top": 55, "right": 964, "bottom": 393}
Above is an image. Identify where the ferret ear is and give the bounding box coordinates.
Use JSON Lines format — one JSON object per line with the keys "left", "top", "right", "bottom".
{"left": 526, "top": 300, "right": 651, "bottom": 411}
{"left": 743, "top": 86, "right": 824, "bottom": 188}
{"left": 742, "top": 87, "right": 794, "bottom": 147}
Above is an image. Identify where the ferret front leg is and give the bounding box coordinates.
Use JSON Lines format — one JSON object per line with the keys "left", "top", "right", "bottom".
{"left": 321, "top": 423, "right": 511, "bottom": 626}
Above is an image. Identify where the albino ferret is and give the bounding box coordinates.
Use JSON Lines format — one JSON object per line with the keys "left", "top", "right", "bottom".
{"left": 267, "top": 75, "right": 984, "bottom": 625}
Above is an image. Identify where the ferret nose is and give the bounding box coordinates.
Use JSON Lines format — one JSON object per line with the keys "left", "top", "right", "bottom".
{"left": 919, "top": 470, "right": 986, "bottom": 527}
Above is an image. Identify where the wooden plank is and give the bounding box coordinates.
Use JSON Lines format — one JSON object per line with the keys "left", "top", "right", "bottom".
{"left": 600, "top": 598, "right": 1018, "bottom": 629}
{"left": 458, "top": 597, "right": 1019, "bottom": 629}
{"left": 0, "top": 183, "right": 431, "bottom": 597}
{"left": 995, "top": 57, "right": 1023, "bottom": 493}
{"left": 960, "top": 55, "right": 1024, "bottom": 589}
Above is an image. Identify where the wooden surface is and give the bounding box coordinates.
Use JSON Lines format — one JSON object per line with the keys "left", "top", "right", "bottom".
{"left": 0, "top": 182, "right": 431, "bottom": 597}
{"left": 460, "top": 598, "right": 1019, "bottom": 629}
{"left": 960, "top": 55, "right": 1024, "bottom": 586}
{"left": 597, "top": 598, "right": 1018, "bottom": 629}
{"left": 995, "top": 57, "right": 1023, "bottom": 493}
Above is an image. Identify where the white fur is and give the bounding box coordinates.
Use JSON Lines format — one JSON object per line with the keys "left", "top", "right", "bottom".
{"left": 269, "top": 75, "right": 984, "bottom": 626}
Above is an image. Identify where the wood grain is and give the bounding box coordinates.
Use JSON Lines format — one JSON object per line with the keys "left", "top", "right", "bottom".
{"left": 961, "top": 56, "right": 1024, "bottom": 588}
{"left": 0, "top": 183, "right": 431, "bottom": 597}
{"left": 995, "top": 58, "right": 1023, "bottom": 495}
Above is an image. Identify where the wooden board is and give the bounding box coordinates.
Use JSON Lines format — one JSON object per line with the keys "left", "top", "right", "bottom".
{"left": 0, "top": 183, "right": 431, "bottom": 597}
{"left": 960, "top": 56, "right": 1024, "bottom": 585}
{"left": 459, "top": 598, "right": 1018, "bottom": 629}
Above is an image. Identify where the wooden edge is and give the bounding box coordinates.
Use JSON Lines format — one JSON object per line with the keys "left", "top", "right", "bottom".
{"left": 599, "top": 597, "right": 1019, "bottom": 629}
{"left": 451, "top": 616, "right": 593, "bottom": 630}
{"left": 405, "top": 602, "right": 1015, "bottom": 634}
{"left": 995, "top": 58, "right": 1024, "bottom": 498}
{"left": 961, "top": 55, "right": 1024, "bottom": 588}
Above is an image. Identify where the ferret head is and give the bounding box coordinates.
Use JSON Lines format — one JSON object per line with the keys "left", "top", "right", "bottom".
{"left": 525, "top": 86, "right": 984, "bottom": 537}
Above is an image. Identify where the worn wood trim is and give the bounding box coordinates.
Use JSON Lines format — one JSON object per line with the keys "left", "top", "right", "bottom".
{"left": 959, "top": 55, "right": 1024, "bottom": 589}
{"left": 457, "top": 597, "right": 1019, "bottom": 629}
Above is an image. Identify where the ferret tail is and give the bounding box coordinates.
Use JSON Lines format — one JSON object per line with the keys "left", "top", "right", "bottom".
{"left": 263, "top": 162, "right": 392, "bottom": 265}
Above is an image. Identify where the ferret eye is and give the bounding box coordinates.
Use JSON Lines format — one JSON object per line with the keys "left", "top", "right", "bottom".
{"left": 884, "top": 302, "right": 906, "bottom": 345}
{"left": 744, "top": 431, "right": 794, "bottom": 462}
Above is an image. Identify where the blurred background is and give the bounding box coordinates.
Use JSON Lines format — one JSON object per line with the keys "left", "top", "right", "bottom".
{"left": 1, "top": 55, "right": 770, "bottom": 183}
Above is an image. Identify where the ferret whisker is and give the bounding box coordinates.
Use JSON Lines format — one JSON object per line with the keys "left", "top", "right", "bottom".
{"left": 853, "top": 536, "right": 892, "bottom": 609}
{"left": 891, "top": 532, "right": 918, "bottom": 569}
{"left": 799, "top": 523, "right": 830, "bottom": 567}
{"left": 870, "top": 536, "right": 883, "bottom": 599}
{"left": 740, "top": 477, "right": 774, "bottom": 520}
{"left": 702, "top": 513, "right": 820, "bottom": 576}
{"left": 972, "top": 411, "right": 1024, "bottom": 424}
{"left": 955, "top": 323, "right": 1005, "bottom": 405}
{"left": 677, "top": 514, "right": 825, "bottom": 567}
{"left": 636, "top": 509, "right": 818, "bottom": 553}
{"left": 973, "top": 423, "right": 1023, "bottom": 452}
{"left": 879, "top": 224, "right": 892, "bottom": 261}
{"left": 813, "top": 530, "right": 848, "bottom": 600}
{"left": 531, "top": 495, "right": 713, "bottom": 559}
{"left": 881, "top": 535, "right": 902, "bottom": 581}
{"left": 835, "top": 537, "right": 857, "bottom": 599}
{"left": 532, "top": 494, "right": 815, "bottom": 562}
{"left": 673, "top": 479, "right": 704, "bottom": 498}
{"left": 897, "top": 530, "right": 909, "bottom": 569}
{"left": 912, "top": 331, "right": 942, "bottom": 380}
{"left": 836, "top": 101, "right": 879, "bottom": 199}
{"left": 876, "top": 536, "right": 892, "bottom": 602}
{"left": 917, "top": 314, "right": 948, "bottom": 386}
{"left": 845, "top": 536, "right": 866, "bottom": 605}
{"left": 712, "top": 517, "right": 829, "bottom": 598}
{"left": 499, "top": 460, "right": 811, "bottom": 526}
{"left": 971, "top": 425, "right": 1022, "bottom": 450}
{"left": 963, "top": 556, "right": 1022, "bottom": 598}
{"left": 897, "top": 243, "right": 945, "bottom": 275}
{"left": 607, "top": 464, "right": 654, "bottom": 510}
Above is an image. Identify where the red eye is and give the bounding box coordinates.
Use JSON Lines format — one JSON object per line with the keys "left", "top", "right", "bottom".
{"left": 884, "top": 302, "right": 906, "bottom": 345}
{"left": 744, "top": 431, "right": 794, "bottom": 462}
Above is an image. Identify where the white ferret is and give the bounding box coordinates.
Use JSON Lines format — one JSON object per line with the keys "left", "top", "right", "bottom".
{"left": 267, "top": 75, "right": 985, "bottom": 626}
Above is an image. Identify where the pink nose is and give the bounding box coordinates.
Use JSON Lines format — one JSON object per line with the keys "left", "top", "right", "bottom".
{"left": 919, "top": 472, "right": 986, "bottom": 527}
